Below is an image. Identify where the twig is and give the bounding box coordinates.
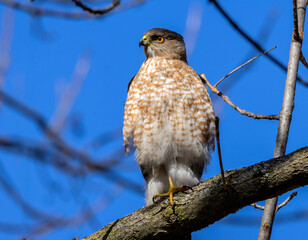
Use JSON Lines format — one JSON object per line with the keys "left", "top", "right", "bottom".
{"left": 0, "top": 0, "right": 93, "bottom": 19}
{"left": 209, "top": 0, "right": 308, "bottom": 87}
{"left": 201, "top": 74, "right": 279, "bottom": 120}
{"left": 215, "top": 117, "right": 226, "bottom": 190}
{"left": 214, "top": 46, "right": 277, "bottom": 88}
{"left": 72, "top": 0, "right": 120, "bottom": 15}
{"left": 0, "top": 90, "right": 102, "bottom": 171}
{"left": 0, "top": 136, "right": 144, "bottom": 194}
{"left": 213, "top": 7, "right": 279, "bottom": 119}
{"left": 250, "top": 191, "right": 297, "bottom": 212}
{"left": 0, "top": 0, "right": 146, "bottom": 19}
{"left": 276, "top": 192, "right": 297, "bottom": 213}
{"left": 250, "top": 203, "right": 265, "bottom": 210}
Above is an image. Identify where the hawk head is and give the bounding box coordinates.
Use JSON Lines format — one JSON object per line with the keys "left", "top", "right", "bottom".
{"left": 139, "top": 28, "right": 187, "bottom": 62}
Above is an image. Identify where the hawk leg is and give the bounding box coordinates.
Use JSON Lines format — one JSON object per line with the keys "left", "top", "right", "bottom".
{"left": 153, "top": 176, "right": 191, "bottom": 205}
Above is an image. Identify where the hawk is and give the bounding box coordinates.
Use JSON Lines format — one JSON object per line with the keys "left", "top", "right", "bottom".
{"left": 123, "top": 28, "right": 216, "bottom": 205}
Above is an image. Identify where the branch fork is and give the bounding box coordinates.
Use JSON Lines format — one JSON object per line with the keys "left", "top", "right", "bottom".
{"left": 201, "top": 46, "right": 280, "bottom": 120}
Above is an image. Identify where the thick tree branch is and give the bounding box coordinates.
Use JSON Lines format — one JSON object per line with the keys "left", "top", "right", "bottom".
{"left": 82, "top": 146, "right": 308, "bottom": 240}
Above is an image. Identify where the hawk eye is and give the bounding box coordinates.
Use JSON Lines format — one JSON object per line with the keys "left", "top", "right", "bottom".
{"left": 157, "top": 37, "right": 164, "bottom": 43}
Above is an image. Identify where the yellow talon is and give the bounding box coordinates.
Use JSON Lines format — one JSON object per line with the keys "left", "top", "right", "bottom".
{"left": 153, "top": 176, "right": 188, "bottom": 205}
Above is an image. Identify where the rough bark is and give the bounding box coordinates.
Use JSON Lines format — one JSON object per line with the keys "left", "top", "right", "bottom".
{"left": 82, "top": 146, "right": 308, "bottom": 240}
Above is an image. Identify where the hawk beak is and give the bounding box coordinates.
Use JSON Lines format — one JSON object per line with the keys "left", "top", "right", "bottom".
{"left": 139, "top": 35, "right": 149, "bottom": 47}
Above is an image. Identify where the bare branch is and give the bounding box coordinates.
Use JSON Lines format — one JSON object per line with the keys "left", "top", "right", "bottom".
{"left": 82, "top": 146, "right": 308, "bottom": 240}
{"left": 0, "top": 0, "right": 93, "bottom": 19}
{"left": 250, "top": 203, "right": 265, "bottom": 211}
{"left": 0, "top": 136, "right": 144, "bottom": 194}
{"left": 209, "top": 0, "right": 308, "bottom": 87}
{"left": 0, "top": 0, "right": 146, "bottom": 19}
{"left": 214, "top": 46, "right": 277, "bottom": 88}
{"left": 201, "top": 74, "right": 279, "bottom": 120}
{"left": 276, "top": 192, "right": 297, "bottom": 213}
{"left": 250, "top": 192, "right": 297, "bottom": 212}
{"left": 72, "top": 0, "right": 120, "bottom": 15}
{"left": 259, "top": 1, "right": 307, "bottom": 239}
{"left": 216, "top": 7, "right": 280, "bottom": 96}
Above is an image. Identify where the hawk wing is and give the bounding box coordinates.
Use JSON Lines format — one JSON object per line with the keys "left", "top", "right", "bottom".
{"left": 123, "top": 73, "right": 141, "bottom": 155}
{"left": 127, "top": 74, "right": 136, "bottom": 92}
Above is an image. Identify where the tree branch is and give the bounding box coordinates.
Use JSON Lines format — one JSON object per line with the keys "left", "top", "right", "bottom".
{"left": 259, "top": 1, "right": 307, "bottom": 239}
{"left": 0, "top": 0, "right": 93, "bottom": 19}
{"left": 0, "top": 0, "right": 146, "bottom": 19}
{"left": 214, "top": 46, "right": 277, "bottom": 88}
{"left": 72, "top": 0, "right": 120, "bottom": 15}
{"left": 209, "top": 0, "right": 308, "bottom": 87}
{"left": 82, "top": 146, "right": 308, "bottom": 240}
{"left": 0, "top": 136, "right": 144, "bottom": 194}
{"left": 276, "top": 191, "right": 297, "bottom": 212}
{"left": 201, "top": 74, "right": 279, "bottom": 120}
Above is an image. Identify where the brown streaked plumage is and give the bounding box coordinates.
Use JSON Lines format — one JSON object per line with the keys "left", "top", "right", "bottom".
{"left": 123, "top": 28, "right": 216, "bottom": 205}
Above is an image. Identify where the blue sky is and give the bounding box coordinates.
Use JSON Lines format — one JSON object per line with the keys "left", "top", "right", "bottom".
{"left": 0, "top": 0, "right": 307, "bottom": 239}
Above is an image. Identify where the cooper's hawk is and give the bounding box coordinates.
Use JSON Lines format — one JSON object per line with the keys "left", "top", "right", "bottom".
{"left": 123, "top": 28, "right": 216, "bottom": 205}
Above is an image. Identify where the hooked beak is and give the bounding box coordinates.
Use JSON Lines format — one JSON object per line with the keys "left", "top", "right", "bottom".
{"left": 139, "top": 35, "right": 149, "bottom": 47}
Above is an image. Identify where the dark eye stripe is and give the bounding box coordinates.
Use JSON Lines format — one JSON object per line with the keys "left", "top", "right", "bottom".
{"left": 151, "top": 35, "right": 161, "bottom": 40}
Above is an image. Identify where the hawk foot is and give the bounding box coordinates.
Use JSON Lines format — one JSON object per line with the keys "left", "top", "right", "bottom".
{"left": 152, "top": 177, "right": 192, "bottom": 205}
